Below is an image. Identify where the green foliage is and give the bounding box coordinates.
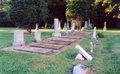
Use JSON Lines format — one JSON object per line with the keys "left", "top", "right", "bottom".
{"left": 97, "top": 32, "right": 105, "bottom": 38}
{"left": 9, "top": 0, "right": 49, "bottom": 28}
{"left": 66, "top": 0, "right": 95, "bottom": 20}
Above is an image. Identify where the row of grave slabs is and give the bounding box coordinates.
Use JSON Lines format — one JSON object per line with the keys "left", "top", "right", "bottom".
{"left": 2, "top": 32, "right": 91, "bottom": 56}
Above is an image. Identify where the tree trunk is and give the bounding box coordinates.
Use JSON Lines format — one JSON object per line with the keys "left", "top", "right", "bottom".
{"left": 27, "top": 26, "right": 32, "bottom": 35}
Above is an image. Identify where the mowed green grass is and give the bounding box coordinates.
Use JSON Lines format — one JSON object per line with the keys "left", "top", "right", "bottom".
{"left": 0, "top": 27, "right": 120, "bottom": 74}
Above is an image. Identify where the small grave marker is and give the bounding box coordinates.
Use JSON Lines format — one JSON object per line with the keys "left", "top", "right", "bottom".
{"left": 91, "top": 27, "right": 96, "bottom": 40}
{"left": 35, "top": 30, "right": 42, "bottom": 42}
{"left": 103, "top": 21, "right": 107, "bottom": 31}
{"left": 94, "top": 40, "right": 98, "bottom": 46}
{"left": 70, "top": 23, "right": 75, "bottom": 32}
{"left": 90, "top": 42, "right": 93, "bottom": 53}
{"left": 64, "top": 28, "right": 68, "bottom": 35}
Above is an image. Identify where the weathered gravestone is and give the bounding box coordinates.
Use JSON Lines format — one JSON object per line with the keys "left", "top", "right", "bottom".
{"left": 44, "top": 22, "right": 47, "bottom": 29}
{"left": 35, "top": 30, "right": 42, "bottom": 42}
{"left": 64, "top": 28, "right": 68, "bottom": 35}
{"left": 103, "top": 21, "right": 107, "bottom": 31}
{"left": 59, "top": 21, "right": 61, "bottom": 31}
{"left": 70, "top": 23, "right": 75, "bottom": 32}
{"left": 67, "top": 20, "right": 69, "bottom": 29}
{"left": 52, "top": 18, "right": 61, "bottom": 37}
{"left": 63, "top": 23, "right": 67, "bottom": 30}
{"left": 73, "top": 64, "right": 89, "bottom": 74}
{"left": 13, "top": 30, "right": 25, "bottom": 47}
{"left": 75, "top": 45, "right": 92, "bottom": 61}
{"left": 84, "top": 21, "right": 88, "bottom": 29}
{"left": 81, "top": 27, "right": 84, "bottom": 31}
{"left": 35, "top": 23, "right": 39, "bottom": 31}
{"left": 90, "top": 42, "right": 93, "bottom": 53}
{"left": 91, "top": 27, "right": 96, "bottom": 40}
{"left": 88, "top": 18, "right": 91, "bottom": 29}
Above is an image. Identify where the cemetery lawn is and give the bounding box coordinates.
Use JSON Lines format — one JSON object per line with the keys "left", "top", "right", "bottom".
{"left": 0, "top": 27, "right": 120, "bottom": 74}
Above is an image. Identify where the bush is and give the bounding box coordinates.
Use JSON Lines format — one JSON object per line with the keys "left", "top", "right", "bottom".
{"left": 0, "top": 20, "right": 16, "bottom": 27}
{"left": 97, "top": 32, "right": 105, "bottom": 38}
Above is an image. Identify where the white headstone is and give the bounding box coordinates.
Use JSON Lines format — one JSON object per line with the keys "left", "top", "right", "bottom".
{"left": 70, "top": 23, "right": 75, "bottom": 32}
{"left": 75, "top": 53, "right": 85, "bottom": 61}
{"left": 35, "top": 23, "right": 39, "bottom": 31}
{"left": 81, "top": 27, "right": 84, "bottom": 31}
{"left": 44, "top": 22, "right": 47, "bottom": 29}
{"left": 75, "top": 45, "right": 92, "bottom": 61}
{"left": 52, "top": 18, "right": 61, "bottom": 37}
{"left": 67, "top": 20, "right": 69, "bottom": 29}
{"left": 35, "top": 30, "right": 42, "bottom": 42}
{"left": 84, "top": 21, "right": 87, "bottom": 29}
{"left": 90, "top": 42, "right": 93, "bottom": 53}
{"left": 91, "top": 27, "right": 96, "bottom": 40}
{"left": 59, "top": 21, "right": 61, "bottom": 31}
{"left": 12, "top": 30, "right": 25, "bottom": 47}
{"left": 73, "top": 64, "right": 89, "bottom": 74}
{"left": 64, "top": 28, "right": 68, "bottom": 35}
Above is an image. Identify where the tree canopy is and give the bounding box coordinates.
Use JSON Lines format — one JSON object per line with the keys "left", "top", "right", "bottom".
{"left": 9, "top": 0, "right": 49, "bottom": 33}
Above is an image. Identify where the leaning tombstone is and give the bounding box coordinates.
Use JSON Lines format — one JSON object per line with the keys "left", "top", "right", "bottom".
{"left": 52, "top": 18, "right": 61, "bottom": 37}
{"left": 75, "top": 45, "right": 92, "bottom": 61}
{"left": 94, "top": 40, "right": 98, "bottom": 46}
{"left": 103, "top": 21, "right": 107, "bottom": 31}
{"left": 13, "top": 30, "right": 25, "bottom": 47}
{"left": 90, "top": 42, "right": 93, "bottom": 53}
{"left": 91, "top": 27, "right": 97, "bottom": 40}
{"left": 73, "top": 64, "right": 89, "bottom": 74}
{"left": 35, "top": 30, "right": 42, "bottom": 42}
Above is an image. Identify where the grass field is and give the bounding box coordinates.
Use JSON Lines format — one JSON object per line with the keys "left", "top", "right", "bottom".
{"left": 0, "top": 27, "right": 120, "bottom": 74}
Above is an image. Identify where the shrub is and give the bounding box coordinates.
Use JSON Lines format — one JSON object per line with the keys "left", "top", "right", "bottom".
{"left": 97, "top": 32, "right": 105, "bottom": 38}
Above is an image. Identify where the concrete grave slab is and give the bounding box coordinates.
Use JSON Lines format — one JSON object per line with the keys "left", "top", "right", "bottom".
{"left": 42, "top": 40, "right": 71, "bottom": 45}
{"left": 14, "top": 47, "right": 53, "bottom": 55}
{"left": 30, "top": 43, "right": 63, "bottom": 50}
{"left": 59, "top": 36, "right": 81, "bottom": 39}
{"left": 51, "top": 38, "right": 77, "bottom": 42}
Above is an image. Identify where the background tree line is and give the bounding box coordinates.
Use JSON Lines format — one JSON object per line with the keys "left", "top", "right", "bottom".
{"left": 0, "top": 0, "right": 119, "bottom": 34}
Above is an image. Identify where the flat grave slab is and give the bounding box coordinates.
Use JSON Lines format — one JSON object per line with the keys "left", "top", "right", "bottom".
{"left": 30, "top": 43, "right": 63, "bottom": 50}
{"left": 2, "top": 46, "right": 53, "bottom": 55}
{"left": 42, "top": 40, "right": 71, "bottom": 45}
{"left": 59, "top": 36, "right": 81, "bottom": 39}
{"left": 13, "top": 47, "right": 53, "bottom": 55}
{"left": 51, "top": 38, "right": 77, "bottom": 42}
